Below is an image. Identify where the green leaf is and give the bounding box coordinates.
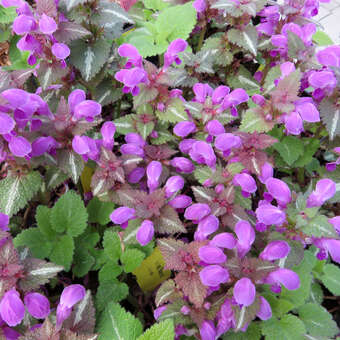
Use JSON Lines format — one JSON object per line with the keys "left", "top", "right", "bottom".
{"left": 321, "top": 264, "right": 340, "bottom": 296}
{"left": 0, "top": 171, "right": 42, "bottom": 217}
{"left": 70, "top": 38, "right": 111, "bottom": 81}
{"left": 120, "top": 248, "right": 145, "bottom": 273}
{"left": 313, "top": 30, "right": 334, "bottom": 46}
{"left": 97, "top": 302, "right": 143, "bottom": 340}
{"left": 301, "top": 215, "right": 338, "bottom": 238}
{"left": 137, "top": 320, "right": 174, "bottom": 340}
{"left": 319, "top": 98, "right": 340, "bottom": 141}
{"left": 72, "top": 248, "right": 95, "bottom": 277}
{"left": 223, "top": 322, "right": 261, "bottom": 340}
{"left": 133, "top": 84, "right": 158, "bottom": 108}
{"left": 36, "top": 205, "right": 57, "bottom": 241}
{"left": 194, "top": 166, "right": 213, "bottom": 184}
{"left": 227, "top": 26, "right": 258, "bottom": 55}
{"left": 0, "top": 5, "right": 17, "bottom": 24}
{"left": 50, "top": 190, "right": 88, "bottom": 237}
{"left": 114, "top": 114, "right": 137, "bottom": 135}
{"left": 228, "top": 66, "right": 260, "bottom": 96}
{"left": 157, "top": 98, "right": 188, "bottom": 123}
{"left": 14, "top": 228, "right": 52, "bottom": 259}
{"left": 143, "top": 0, "right": 169, "bottom": 11}
{"left": 298, "top": 303, "right": 339, "bottom": 338}
{"left": 263, "top": 65, "right": 281, "bottom": 93}
{"left": 240, "top": 108, "right": 273, "bottom": 133}
{"left": 60, "top": 0, "right": 87, "bottom": 11}
{"left": 49, "top": 234, "right": 74, "bottom": 271}
{"left": 103, "top": 230, "right": 122, "bottom": 262}
{"left": 287, "top": 31, "right": 305, "bottom": 58}
{"left": 136, "top": 121, "right": 155, "bottom": 140}
{"left": 293, "top": 139, "right": 319, "bottom": 167}
{"left": 45, "top": 168, "right": 69, "bottom": 190}
{"left": 98, "top": 262, "right": 123, "bottom": 283}
{"left": 87, "top": 197, "right": 115, "bottom": 225}
{"left": 58, "top": 149, "right": 84, "bottom": 183}
{"left": 261, "top": 294, "right": 294, "bottom": 318}
{"left": 96, "top": 281, "right": 129, "bottom": 312}
{"left": 261, "top": 315, "right": 306, "bottom": 340}
{"left": 272, "top": 136, "right": 304, "bottom": 166}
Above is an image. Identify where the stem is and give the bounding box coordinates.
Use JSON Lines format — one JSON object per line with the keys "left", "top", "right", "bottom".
{"left": 297, "top": 167, "right": 305, "bottom": 186}
{"left": 197, "top": 25, "right": 207, "bottom": 52}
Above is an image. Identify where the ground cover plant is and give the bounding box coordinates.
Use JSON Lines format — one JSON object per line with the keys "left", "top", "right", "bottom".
{"left": 0, "top": 0, "right": 339, "bottom": 338}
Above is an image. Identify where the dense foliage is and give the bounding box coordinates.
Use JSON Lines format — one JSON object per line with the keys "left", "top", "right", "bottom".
{"left": 0, "top": 0, "right": 339, "bottom": 338}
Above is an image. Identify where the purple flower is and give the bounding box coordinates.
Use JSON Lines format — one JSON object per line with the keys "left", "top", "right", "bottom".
{"left": 0, "top": 289, "right": 25, "bottom": 327}
{"left": 220, "top": 88, "right": 249, "bottom": 116}
{"left": 101, "top": 121, "right": 116, "bottom": 150}
{"left": 258, "top": 162, "right": 273, "bottom": 184}
{"left": 235, "top": 220, "right": 255, "bottom": 258}
{"left": 24, "top": 293, "right": 50, "bottom": 319}
{"left": 259, "top": 240, "right": 290, "bottom": 261}
{"left": 307, "top": 179, "right": 336, "bottom": 207}
{"left": 13, "top": 15, "right": 36, "bottom": 35}
{"left": 1, "top": 89, "right": 29, "bottom": 107}
{"left": 329, "top": 216, "right": 340, "bottom": 235}
{"left": 154, "top": 305, "right": 167, "bottom": 320}
{"left": 128, "top": 167, "right": 145, "bottom": 184}
{"left": 164, "top": 39, "right": 188, "bottom": 69}
{"left": 184, "top": 203, "right": 211, "bottom": 222}
{"left": 165, "top": 176, "right": 184, "bottom": 198}
{"left": 168, "top": 194, "right": 192, "bottom": 209}
{"left": 233, "top": 278, "right": 256, "bottom": 307}
{"left": 265, "top": 268, "right": 300, "bottom": 292}
{"left": 265, "top": 178, "right": 291, "bottom": 206}
{"left": 199, "top": 245, "right": 226, "bottom": 264}
{"left": 179, "top": 139, "right": 196, "bottom": 153}
{"left": 257, "top": 296, "right": 272, "bottom": 320}
{"left": 173, "top": 121, "right": 196, "bottom": 138}
{"left": 197, "top": 215, "right": 219, "bottom": 238}
{"left": 200, "top": 320, "right": 216, "bottom": 340}
{"left": 233, "top": 173, "right": 257, "bottom": 197}
{"left": 0, "top": 213, "right": 9, "bottom": 232}
{"left": 256, "top": 203, "right": 286, "bottom": 226}
{"left": 146, "top": 161, "right": 162, "bottom": 192}
{"left": 0, "top": 113, "right": 15, "bottom": 135}
{"left": 189, "top": 141, "right": 216, "bottom": 169}
{"left": 56, "top": 285, "right": 85, "bottom": 328}
{"left": 72, "top": 136, "right": 90, "bottom": 155}
{"left": 315, "top": 238, "right": 340, "bottom": 264}
{"left": 115, "top": 67, "right": 148, "bottom": 96}
{"left": 120, "top": 143, "right": 144, "bottom": 157}
{"left": 68, "top": 89, "right": 86, "bottom": 112}
{"left": 170, "top": 157, "right": 195, "bottom": 173}
{"left": 215, "top": 133, "right": 242, "bottom": 153}
{"left": 73, "top": 100, "right": 102, "bottom": 122}
{"left": 136, "top": 220, "right": 154, "bottom": 246}
{"left": 8, "top": 136, "right": 31, "bottom": 158}
{"left": 200, "top": 265, "right": 229, "bottom": 287}
{"left": 110, "top": 207, "right": 135, "bottom": 227}
{"left": 193, "top": 0, "right": 206, "bottom": 13}
{"left": 317, "top": 45, "right": 340, "bottom": 67}
{"left": 31, "top": 136, "right": 58, "bottom": 157}
{"left": 51, "top": 43, "right": 70, "bottom": 60}
{"left": 205, "top": 120, "right": 225, "bottom": 136}
{"left": 210, "top": 233, "right": 236, "bottom": 249}
{"left": 118, "top": 44, "right": 142, "bottom": 68}
{"left": 39, "top": 14, "right": 57, "bottom": 34}
{"left": 125, "top": 133, "right": 146, "bottom": 147}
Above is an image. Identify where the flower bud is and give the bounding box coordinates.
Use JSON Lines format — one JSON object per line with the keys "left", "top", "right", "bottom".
{"left": 165, "top": 176, "right": 184, "bottom": 198}
{"left": 24, "top": 293, "right": 50, "bottom": 319}
{"left": 0, "top": 289, "right": 25, "bottom": 327}
{"left": 136, "top": 220, "right": 154, "bottom": 246}
{"left": 173, "top": 121, "right": 196, "bottom": 137}
{"left": 170, "top": 157, "right": 195, "bottom": 173}
{"left": 200, "top": 265, "right": 229, "bottom": 287}
{"left": 199, "top": 245, "right": 226, "bottom": 264}
{"left": 259, "top": 240, "right": 290, "bottom": 261}
{"left": 233, "top": 278, "right": 255, "bottom": 307}
{"left": 110, "top": 207, "right": 135, "bottom": 225}
{"left": 184, "top": 203, "right": 211, "bottom": 221}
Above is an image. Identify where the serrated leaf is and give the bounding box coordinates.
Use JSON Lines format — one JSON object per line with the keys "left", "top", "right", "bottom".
{"left": 301, "top": 215, "right": 337, "bottom": 238}
{"left": 0, "top": 171, "right": 42, "bottom": 217}
{"left": 87, "top": 197, "right": 115, "bottom": 225}
{"left": 319, "top": 98, "right": 340, "bottom": 141}
{"left": 136, "top": 121, "right": 155, "bottom": 140}
{"left": 96, "top": 281, "right": 129, "bottom": 312}
{"left": 93, "top": 79, "right": 122, "bottom": 106}
{"left": 37, "top": 61, "right": 68, "bottom": 90}
{"left": 223, "top": 322, "right": 261, "bottom": 340}
{"left": 103, "top": 229, "right": 122, "bottom": 262}
{"left": 49, "top": 234, "right": 74, "bottom": 271}
{"left": 121, "top": 248, "right": 145, "bottom": 273}
{"left": 14, "top": 228, "right": 52, "bottom": 259}
{"left": 98, "top": 262, "right": 123, "bottom": 283}
{"left": 228, "top": 66, "right": 260, "bottom": 95}
{"left": 137, "top": 320, "right": 174, "bottom": 340}
{"left": 60, "top": 0, "right": 87, "bottom": 11}
{"left": 158, "top": 98, "right": 188, "bottom": 123}
{"left": 45, "top": 168, "right": 69, "bottom": 190}
{"left": 154, "top": 205, "right": 186, "bottom": 234}
{"left": 36, "top": 205, "right": 57, "bottom": 240}
{"left": 70, "top": 39, "right": 111, "bottom": 82}
{"left": 114, "top": 114, "right": 136, "bottom": 135}
{"left": 240, "top": 108, "right": 274, "bottom": 133}
{"left": 54, "top": 21, "right": 91, "bottom": 43}
{"left": 50, "top": 190, "right": 88, "bottom": 236}
{"left": 287, "top": 31, "right": 305, "bottom": 58}
{"left": 321, "top": 264, "right": 340, "bottom": 296}
{"left": 298, "top": 303, "right": 338, "bottom": 338}
{"left": 228, "top": 26, "right": 258, "bottom": 55}
{"left": 0, "top": 6, "right": 17, "bottom": 24}
{"left": 58, "top": 150, "right": 84, "bottom": 183}
{"left": 193, "top": 166, "right": 213, "bottom": 184}
{"left": 73, "top": 248, "right": 95, "bottom": 277}
{"left": 263, "top": 65, "right": 281, "bottom": 93}
{"left": 273, "top": 136, "right": 304, "bottom": 166}
{"left": 18, "top": 258, "right": 63, "bottom": 291}
{"left": 96, "top": 302, "right": 143, "bottom": 340}
{"left": 261, "top": 315, "right": 306, "bottom": 340}
{"left": 155, "top": 279, "right": 176, "bottom": 306}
